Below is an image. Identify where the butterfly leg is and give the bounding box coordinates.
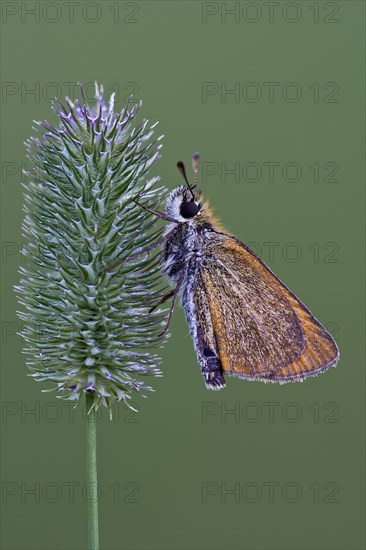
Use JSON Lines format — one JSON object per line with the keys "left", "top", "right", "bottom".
{"left": 103, "top": 227, "right": 177, "bottom": 273}
{"left": 149, "top": 288, "right": 176, "bottom": 313}
{"left": 103, "top": 237, "right": 163, "bottom": 272}
{"left": 156, "top": 270, "right": 187, "bottom": 337}
{"left": 131, "top": 226, "right": 177, "bottom": 263}
{"left": 157, "top": 290, "right": 179, "bottom": 337}
{"left": 131, "top": 198, "right": 179, "bottom": 223}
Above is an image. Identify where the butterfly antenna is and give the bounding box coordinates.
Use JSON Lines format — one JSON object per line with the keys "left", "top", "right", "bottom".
{"left": 177, "top": 161, "right": 195, "bottom": 200}
{"left": 192, "top": 152, "right": 200, "bottom": 187}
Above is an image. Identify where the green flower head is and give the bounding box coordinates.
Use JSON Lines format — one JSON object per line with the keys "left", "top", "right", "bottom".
{"left": 15, "top": 83, "right": 169, "bottom": 412}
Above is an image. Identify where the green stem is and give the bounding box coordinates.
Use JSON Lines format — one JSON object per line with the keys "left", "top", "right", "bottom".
{"left": 86, "top": 392, "right": 99, "bottom": 550}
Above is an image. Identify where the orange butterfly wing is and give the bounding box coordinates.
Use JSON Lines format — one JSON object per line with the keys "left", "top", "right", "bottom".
{"left": 198, "top": 235, "right": 339, "bottom": 383}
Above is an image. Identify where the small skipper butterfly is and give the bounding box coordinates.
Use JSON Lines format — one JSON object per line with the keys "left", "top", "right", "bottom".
{"left": 130, "top": 154, "right": 339, "bottom": 390}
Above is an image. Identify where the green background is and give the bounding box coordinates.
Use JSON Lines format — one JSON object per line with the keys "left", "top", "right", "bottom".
{"left": 1, "top": 1, "right": 365, "bottom": 549}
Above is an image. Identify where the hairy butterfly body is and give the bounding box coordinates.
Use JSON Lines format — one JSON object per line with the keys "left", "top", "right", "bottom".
{"left": 131, "top": 155, "right": 339, "bottom": 390}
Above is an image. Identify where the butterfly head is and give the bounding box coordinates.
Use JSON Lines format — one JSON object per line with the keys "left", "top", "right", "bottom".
{"left": 165, "top": 184, "right": 202, "bottom": 221}
{"left": 165, "top": 154, "right": 205, "bottom": 222}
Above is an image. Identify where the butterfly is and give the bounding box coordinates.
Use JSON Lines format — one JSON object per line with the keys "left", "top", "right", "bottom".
{"left": 129, "top": 153, "right": 339, "bottom": 390}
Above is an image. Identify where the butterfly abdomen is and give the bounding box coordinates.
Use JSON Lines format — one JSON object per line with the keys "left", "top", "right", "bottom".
{"left": 182, "top": 275, "right": 226, "bottom": 390}
{"left": 161, "top": 223, "right": 227, "bottom": 390}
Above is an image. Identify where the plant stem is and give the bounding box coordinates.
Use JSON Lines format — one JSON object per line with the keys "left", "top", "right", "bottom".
{"left": 86, "top": 392, "right": 99, "bottom": 550}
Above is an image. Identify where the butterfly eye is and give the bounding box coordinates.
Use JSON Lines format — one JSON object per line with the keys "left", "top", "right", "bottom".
{"left": 180, "top": 201, "right": 199, "bottom": 219}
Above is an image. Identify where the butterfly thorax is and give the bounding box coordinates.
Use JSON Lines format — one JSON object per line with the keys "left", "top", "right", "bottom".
{"left": 162, "top": 221, "right": 214, "bottom": 283}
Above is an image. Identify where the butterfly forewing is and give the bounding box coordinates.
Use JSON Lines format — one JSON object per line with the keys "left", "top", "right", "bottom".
{"left": 196, "top": 235, "right": 339, "bottom": 383}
